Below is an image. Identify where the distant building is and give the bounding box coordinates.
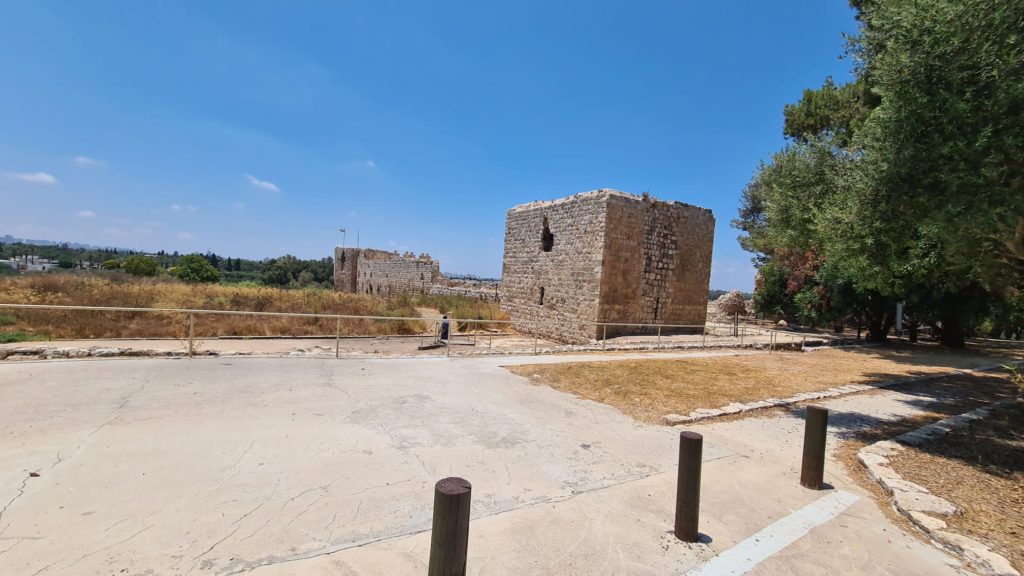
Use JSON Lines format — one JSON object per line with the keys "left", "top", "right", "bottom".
{"left": 333, "top": 248, "right": 499, "bottom": 301}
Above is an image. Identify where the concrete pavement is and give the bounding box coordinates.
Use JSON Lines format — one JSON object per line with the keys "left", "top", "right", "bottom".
{"left": 0, "top": 354, "right": 967, "bottom": 575}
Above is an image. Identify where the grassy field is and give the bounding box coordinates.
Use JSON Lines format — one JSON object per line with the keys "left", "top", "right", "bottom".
{"left": 0, "top": 273, "right": 504, "bottom": 339}
{"left": 508, "top": 343, "right": 1024, "bottom": 424}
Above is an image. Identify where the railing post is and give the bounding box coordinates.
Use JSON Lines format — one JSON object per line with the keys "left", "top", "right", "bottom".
{"left": 428, "top": 477, "right": 472, "bottom": 576}
{"left": 702, "top": 326, "right": 706, "bottom": 348}
{"left": 188, "top": 312, "right": 194, "bottom": 358}
{"left": 534, "top": 333, "right": 538, "bottom": 355}
{"left": 335, "top": 316, "right": 341, "bottom": 359}
{"left": 674, "top": 431, "right": 703, "bottom": 542}
{"left": 739, "top": 325, "right": 744, "bottom": 347}
{"left": 657, "top": 324, "right": 662, "bottom": 349}
{"left": 800, "top": 405, "right": 829, "bottom": 490}
{"left": 602, "top": 325, "right": 606, "bottom": 350}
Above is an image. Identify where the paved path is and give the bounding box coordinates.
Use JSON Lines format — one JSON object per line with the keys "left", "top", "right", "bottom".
{"left": 0, "top": 355, "right": 966, "bottom": 575}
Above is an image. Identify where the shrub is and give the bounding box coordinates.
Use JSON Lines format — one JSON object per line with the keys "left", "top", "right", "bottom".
{"left": 122, "top": 255, "right": 161, "bottom": 277}
{"left": 172, "top": 254, "right": 221, "bottom": 283}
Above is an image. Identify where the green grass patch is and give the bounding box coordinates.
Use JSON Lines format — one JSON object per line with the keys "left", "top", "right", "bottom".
{"left": 0, "top": 330, "right": 42, "bottom": 344}
{"left": 0, "top": 314, "right": 15, "bottom": 326}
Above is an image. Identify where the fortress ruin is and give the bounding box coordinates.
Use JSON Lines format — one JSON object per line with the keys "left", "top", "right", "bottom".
{"left": 500, "top": 189, "right": 715, "bottom": 343}
{"left": 333, "top": 248, "right": 499, "bottom": 301}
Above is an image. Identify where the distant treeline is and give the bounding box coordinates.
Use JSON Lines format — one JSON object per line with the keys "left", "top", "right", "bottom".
{"left": 0, "top": 242, "right": 333, "bottom": 289}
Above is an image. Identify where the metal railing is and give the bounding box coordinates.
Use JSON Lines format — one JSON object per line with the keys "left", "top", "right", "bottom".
{"left": 0, "top": 303, "right": 851, "bottom": 358}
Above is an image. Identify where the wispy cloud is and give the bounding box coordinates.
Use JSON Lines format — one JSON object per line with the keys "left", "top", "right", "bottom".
{"left": 3, "top": 171, "right": 57, "bottom": 185}
{"left": 132, "top": 226, "right": 153, "bottom": 234}
{"left": 177, "top": 232, "right": 194, "bottom": 240}
{"left": 102, "top": 227, "right": 124, "bottom": 235}
{"left": 171, "top": 204, "right": 182, "bottom": 211}
{"left": 243, "top": 173, "right": 280, "bottom": 193}
{"left": 187, "top": 205, "right": 199, "bottom": 212}
{"left": 77, "top": 210, "right": 97, "bottom": 218}
{"left": 364, "top": 160, "right": 378, "bottom": 169}
{"left": 231, "top": 202, "right": 246, "bottom": 210}
{"left": 72, "top": 156, "right": 106, "bottom": 168}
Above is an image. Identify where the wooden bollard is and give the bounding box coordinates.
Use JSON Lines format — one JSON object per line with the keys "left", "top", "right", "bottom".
{"left": 800, "top": 405, "right": 828, "bottom": 489}
{"left": 428, "top": 477, "right": 472, "bottom": 576}
{"left": 674, "top": 431, "right": 703, "bottom": 542}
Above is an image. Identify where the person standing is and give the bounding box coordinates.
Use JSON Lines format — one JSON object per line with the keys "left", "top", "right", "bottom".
{"left": 439, "top": 315, "right": 450, "bottom": 342}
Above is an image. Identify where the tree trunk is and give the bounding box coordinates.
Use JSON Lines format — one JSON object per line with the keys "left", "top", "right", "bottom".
{"left": 939, "top": 313, "right": 966, "bottom": 348}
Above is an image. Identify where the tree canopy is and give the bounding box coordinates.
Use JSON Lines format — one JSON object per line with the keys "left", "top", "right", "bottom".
{"left": 735, "top": 0, "right": 1024, "bottom": 346}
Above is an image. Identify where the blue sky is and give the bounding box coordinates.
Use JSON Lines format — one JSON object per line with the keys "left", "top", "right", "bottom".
{"left": 0, "top": 1, "right": 857, "bottom": 290}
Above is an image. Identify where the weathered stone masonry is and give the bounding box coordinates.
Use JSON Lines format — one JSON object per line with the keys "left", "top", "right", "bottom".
{"left": 334, "top": 248, "right": 440, "bottom": 297}
{"left": 500, "top": 189, "right": 715, "bottom": 343}
{"left": 334, "top": 248, "right": 499, "bottom": 300}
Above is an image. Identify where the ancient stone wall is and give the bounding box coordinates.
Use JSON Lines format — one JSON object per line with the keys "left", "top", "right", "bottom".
{"left": 334, "top": 248, "right": 499, "bottom": 301}
{"left": 500, "top": 191, "right": 608, "bottom": 342}
{"left": 353, "top": 249, "right": 440, "bottom": 297}
{"left": 600, "top": 194, "right": 714, "bottom": 336}
{"left": 501, "top": 189, "right": 715, "bottom": 343}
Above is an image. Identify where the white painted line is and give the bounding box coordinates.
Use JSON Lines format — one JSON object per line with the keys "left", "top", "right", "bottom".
{"left": 686, "top": 490, "right": 860, "bottom": 576}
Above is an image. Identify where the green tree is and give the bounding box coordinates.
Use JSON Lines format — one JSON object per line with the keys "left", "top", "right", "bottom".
{"left": 172, "top": 254, "right": 221, "bottom": 283}
{"left": 122, "top": 255, "right": 160, "bottom": 277}
{"left": 736, "top": 0, "right": 1023, "bottom": 347}
{"left": 101, "top": 259, "right": 121, "bottom": 270}
{"left": 57, "top": 258, "right": 74, "bottom": 269}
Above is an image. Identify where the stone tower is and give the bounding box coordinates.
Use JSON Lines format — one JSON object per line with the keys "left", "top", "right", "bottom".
{"left": 500, "top": 189, "right": 715, "bottom": 343}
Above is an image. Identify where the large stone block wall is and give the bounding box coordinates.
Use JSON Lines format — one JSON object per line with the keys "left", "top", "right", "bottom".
{"left": 500, "top": 191, "right": 608, "bottom": 342}
{"left": 355, "top": 249, "right": 440, "bottom": 297}
{"left": 599, "top": 194, "right": 714, "bottom": 337}
{"left": 501, "top": 189, "right": 715, "bottom": 343}
{"left": 334, "top": 248, "right": 500, "bottom": 301}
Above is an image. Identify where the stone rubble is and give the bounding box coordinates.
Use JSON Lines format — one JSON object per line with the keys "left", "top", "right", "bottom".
{"left": 856, "top": 401, "right": 1020, "bottom": 576}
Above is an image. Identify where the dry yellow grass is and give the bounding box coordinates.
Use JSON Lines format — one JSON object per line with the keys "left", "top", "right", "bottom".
{"left": 508, "top": 344, "right": 1024, "bottom": 424}
{"left": 0, "top": 274, "right": 429, "bottom": 338}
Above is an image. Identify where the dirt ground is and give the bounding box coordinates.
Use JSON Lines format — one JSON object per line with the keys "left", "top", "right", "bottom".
{"left": 830, "top": 371, "right": 1020, "bottom": 570}
{"left": 889, "top": 401, "right": 1024, "bottom": 573}
{"left": 507, "top": 342, "right": 1024, "bottom": 424}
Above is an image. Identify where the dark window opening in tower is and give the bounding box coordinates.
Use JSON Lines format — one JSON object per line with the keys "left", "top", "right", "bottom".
{"left": 541, "top": 217, "right": 554, "bottom": 252}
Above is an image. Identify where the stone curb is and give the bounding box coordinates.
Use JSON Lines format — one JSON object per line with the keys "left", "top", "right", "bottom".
{"left": 661, "top": 361, "right": 1023, "bottom": 426}
{"left": 857, "top": 401, "right": 1020, "bottom": 576}
{"left": 0, "top": 339, "right": 811, "bottom": 361}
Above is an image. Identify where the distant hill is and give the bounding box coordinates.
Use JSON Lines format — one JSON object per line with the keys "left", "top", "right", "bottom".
{"left": 0, "top": 234, "right": 131, "bottom": 252}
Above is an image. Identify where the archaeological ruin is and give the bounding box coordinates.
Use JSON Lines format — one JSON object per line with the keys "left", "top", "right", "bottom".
{"left": 333, "top": 248, "right": 499, "bottom": 301}
{"left": 500, "top": 189, "right": 715, "bottom": 343}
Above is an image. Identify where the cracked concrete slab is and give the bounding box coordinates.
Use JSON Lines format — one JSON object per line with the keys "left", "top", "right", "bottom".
{"left": 0, "top": 356, "right": 729, "bottom": 575}
{"left": 0, "top": 355, "right": 975, "bottom": 575}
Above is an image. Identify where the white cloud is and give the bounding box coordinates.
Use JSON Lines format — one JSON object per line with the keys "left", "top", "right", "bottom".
{"left": 3, "top": 171, "right": 57, "bottom": 185}
{"left": 231, "top": 202, "right": 246, "bottom": 210}
{"left": 243, "top": 173, "right": 280, "bottom": 193}
{"left": 348, "top": 210, "right": 358, "bottom": 217}
{"left": 187, "top": 205, "right": 199, "bottom": 212}
{"left": 72, "top": 156, "right": 106, "bottom": 168}
{"left": 365, "top": 160, "right": 378, "bottom": 169}
{"left": 177, "top": 232, "right": 194, "bottom": 240}
{"left": 171, "top": 204, "right": 182, "bottom": 211}
{"left": 77, "top": 210, "right": 97, "bottom": 218}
